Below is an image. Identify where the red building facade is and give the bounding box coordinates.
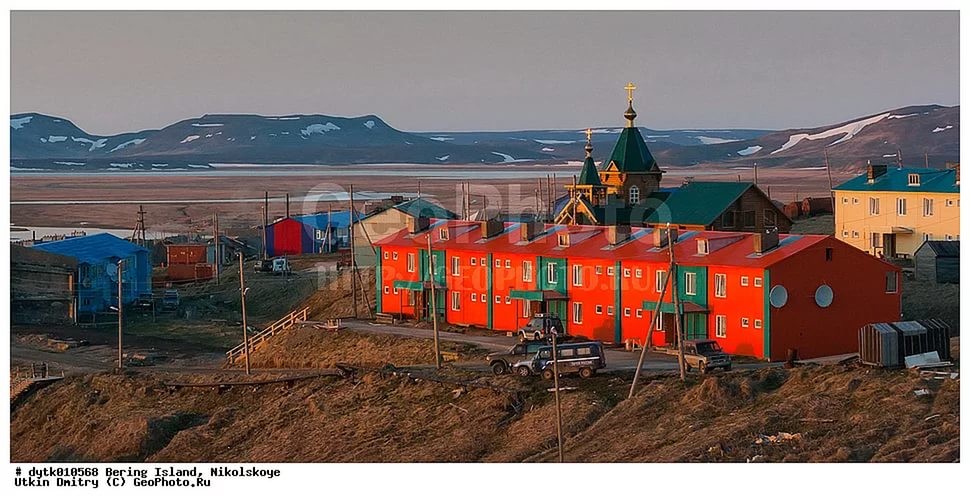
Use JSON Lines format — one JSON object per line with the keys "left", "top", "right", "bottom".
{"left": 376, "top": 220, "right": 902, "bottom": 360}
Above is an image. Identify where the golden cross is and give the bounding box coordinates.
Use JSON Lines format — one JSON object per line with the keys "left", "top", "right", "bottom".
{"left": 624, "top": 81, "right": 637, "bottom": 102}
{"left": 585, "top": 128, "right": 592, "bottom": 143}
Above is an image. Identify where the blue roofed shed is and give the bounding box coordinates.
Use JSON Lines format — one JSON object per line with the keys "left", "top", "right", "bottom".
{"left": 34, "top": 233, "right": 151, "bottom": 313}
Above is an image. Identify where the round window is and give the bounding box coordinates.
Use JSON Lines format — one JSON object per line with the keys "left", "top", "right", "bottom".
{"left": 815, "top": 285, "right": 834, "bottom": 308}
{"left": 769, "top": 285, "right": 788, "bottom": 308}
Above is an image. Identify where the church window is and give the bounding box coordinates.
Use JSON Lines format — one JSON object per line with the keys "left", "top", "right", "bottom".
{"left": 629, "top": 186, "right": 641, "bottom": 204}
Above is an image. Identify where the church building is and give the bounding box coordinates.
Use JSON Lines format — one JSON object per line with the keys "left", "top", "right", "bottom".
{"left": 556, "top": 83, "right": 791, "bottom": 233}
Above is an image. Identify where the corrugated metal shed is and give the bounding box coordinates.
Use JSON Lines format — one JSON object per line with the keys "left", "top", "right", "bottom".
{"left": 914, "top": 240, "right": 960, "bottom": 284}
{"left": 34, "top": 233, "right": 148, "bottom": 264}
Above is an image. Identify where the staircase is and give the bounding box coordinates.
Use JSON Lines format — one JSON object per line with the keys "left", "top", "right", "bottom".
{"left": 225, "top": 307, "right": 310, "bottom": 365}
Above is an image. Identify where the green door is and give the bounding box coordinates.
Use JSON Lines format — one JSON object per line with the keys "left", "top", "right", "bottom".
{"left": 684, "top": 313, "right": 708, "bottom": 340}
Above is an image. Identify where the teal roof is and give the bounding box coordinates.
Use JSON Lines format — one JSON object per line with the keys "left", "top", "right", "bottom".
{"left": 602, "top": 127, "right": 659, "bottom": 173}
{"left": 394, "top": 197, "right": 457, "bottom": 219}
{"left": 577, "top": 156, "right": 603, "bottom": 186}
{"left": 833, "top": 167, "right": 959, "bottom": 193}
{"left": 642, "top": 182, "right": 756, "bottom": 226}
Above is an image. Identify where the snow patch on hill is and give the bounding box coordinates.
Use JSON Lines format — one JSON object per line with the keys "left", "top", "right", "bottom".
{"left": 771, "top": 112, "right": 890, "bottom": 154}
{"left": 110, "top": 138, "right": 146, "bottom": 152}
{"left": 72, "top": 137, "right": 108, "bottom": 151}
{"left": 737, "top": 146, "right": 762, "bottom": 156}
{"left": 364, "top": 120, "right": 376, "bottom": 129}
{"left": 694, "top": 136, "right": 734, "bottom": 145}
{"left": 192, "top": 123, "right": 225, "bottom": 127}
{"left": 301, "top": 123, "right": 340, "bottom": 136}
{"left": 429, "top": 137, "right": 453, "bottom": 142}
{"left": 180, "top": 135, "right": 201, "bottom": 144}
{"left": 933, "top": 125, "right": 953, "bottom": 133}
{"left": 40, "top": 135, "right": 67, "bottom": 143}
{"left": 11, "top": 116, "right": 33, "bottom": 129}
{"left": 534, "top": 139, "right": 577, "bottom": 145}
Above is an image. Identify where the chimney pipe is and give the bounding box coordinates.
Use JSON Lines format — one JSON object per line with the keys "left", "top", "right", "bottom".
{"left": 520, "top": 221, "right": 543, "bottom": 242}
{"left": 285, "top": 193, "right": 290, "bottom": 218}
{"left": 753, "top": 227, "right": 780, "bottom": 254}
{"left": 482, "top": 219, "right": 504, "bottom": 239}
{"left": 407, "top": 216, "right": 431, "bottom": 234}
{"left": 867, "top": 164, "right": 888, "bottom": 183}
{"left": 653, "top": 226, "right": 678, "bottom": 248}
{"left": 606, "top": 225, "right": 631, "bottom": 246}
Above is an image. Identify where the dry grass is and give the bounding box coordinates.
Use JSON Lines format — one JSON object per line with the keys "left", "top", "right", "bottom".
{"left": 11, "top": 360, "right": 958, "bottom": 463}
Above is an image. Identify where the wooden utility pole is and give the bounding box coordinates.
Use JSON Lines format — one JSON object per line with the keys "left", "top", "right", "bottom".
{"left": 824, "top": 147, "right": 835, "bottom": 211}
{"left": 213, "top": 213, "right": 221, "bottom": 285}
{"left": 117, "top": 259, "right": 124, "bottom": 371}
{"left": 262, "top": 191, "right": 269, "bottom": 259}
{"left": 132, "top": 205, "right": 147, "bottom": 246}
{"left": 350, "top": 184, "right": 358, "bottom": 318}
{"left": 629, "top": 270, "right": 672, "bottom": 399}
{"left": 753, "top": 163, "right": 759, "bottom": 186}
{"left": 550, "top": 315, "right": 564, "bottom": 463}
{"left": 925, "top": 151, "right": 929, "bottom": 169}
{"left": 668, "top": 225, "right": 687, "bottom": 381}
{"left": 427, "top": 234, "right": 442, "bottom": 369}
{"left": 238, "top": 251, "right": 251, "bottom": 375}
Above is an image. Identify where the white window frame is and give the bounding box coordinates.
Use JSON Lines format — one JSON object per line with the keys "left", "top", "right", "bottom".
{"left": 714, "top": 273, "right": 727, "bottom": 298}
{"left": 629, "top": 185, "right": 641, "bottom": 204}
{"left": 505, "top": 296, "right": 511, "bottom": 304}
{"left": 655, "top": 314, "right": 663, "bottom": 331}
{"left": 741, "top": 317, "right": 750, "bottom": 328}
{"left": 607, "top": 306, "right": 614, "bottom": 316}
{"left": 635, "top": 309, "right": 643, "bottom": 318}
{"left": 451, "top": 291, "right": 461, "bottom": 311}
{"left": 495, "top": 259, "right": 501, "bottom": 268}
{"left": 635, "top": 268, "right": 642, "bottom": 278}
{"left": 547, "top": 262, "right": 558, "bottom": 284}
{"left": 572, "top": 302, "right": 583, "bottom": 324}
{"left": 451, "top": 256, "right": 460, "bottom": 276}
{"left": 522, "top": 261, "right": 533, "bottom": 282}
{"left": 655, "top": 270, "right": 667, "bottom": 292}
{"left": 393, "top": 287, "right": 399, "bottom": 295}
{"left": 595, "top": 305, "right": 603, "bottom": 315}
{"left": 505, "top": 259, "right": 511, "bottom": 269}
{"left": 572, "top": 264, "right": 583, "bottom": 287}
{"left": 495, "top": 295, "right": 501, "bottom": 304}
{"left": 908, "top": 173, "right": 920, "bottom": 186}
{"left": 471, "top": 293, "right": 477, "bottom": 302}
{"left": 392, "top": 251, "right": 399, "bottom": 260}
{"left": 470, "top": 257, "right": 477, "bottom": 266}
{"left": 715, "top": 315, "right": 727, "bottom": 338}
{"left": 923, "top": 197, "right": 934, "bottom": 217}
{"left": 383, "top": 286, "right": 390, "bottom": 294}
{"left": 595, "top": 265, "right": 603, "bottom": 275}
{"left": 522, "top": 301, "right": 531, "bottom": 317}
{"left": 684, "top": 271, "right": 697, "bottom": 296}
{"left": 740, "top": 276, "right": 749, "bottom": 287}
{"left": 607, "top": 266, "right": 614, "bottom": 276}
{"left": 624, "top": 307, "right": 631, "bottom": 317}
{"left": 383, "top": 251, "right": 389, "bottom": 259}
{"left": 868, "top": 197, "right": 880, "bottom": 215}
{"left": 754, "top": 319, "right": 763, "bottom": 329}
{"left": 623, "top": 268, "right": 631, "bottom": 278}
{"left": 896, "top": 197, "right": 907, "bottom": 216}
{"left": 406, "top": 253, "right": 415, "bottom": 272}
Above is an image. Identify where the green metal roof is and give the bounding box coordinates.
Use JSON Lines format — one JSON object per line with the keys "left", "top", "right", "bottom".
{"left": 576, "top": 156, "right": 603, "bottom": 186}
{"left": 602, "top": 127, "right": 659, "bottom": 173}
{"left": 394, "top": 197, "right": 457, "bottom": 219}
{"left": 833, "top": 167, "right": 959, "bottom": 193}
{"left": 642, "top": 182, "right": 754, "bottom": 226}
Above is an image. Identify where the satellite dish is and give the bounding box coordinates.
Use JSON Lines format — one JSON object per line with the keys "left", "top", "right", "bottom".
{"left": 769, "top": 285, "right": 788, "bottom": 308}
{"left": 815, "top": 285, "right": 834, "bottom": 308}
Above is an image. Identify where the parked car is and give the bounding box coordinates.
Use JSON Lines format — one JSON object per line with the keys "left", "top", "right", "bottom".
{"left": 486, "top": 341, "right": 547, "bottom": 375}
{"left": 272, "top": 257, "right": 292, "bottom": 275}
{"left": 517, "top": 313, "right": 566, "bottom": 342}
{"left": 253, "top": 259, "right": 273, "bottom": 273}
{"left": 133, "top": 293, "right": 155, "bottom": 310}
{"left": 161, "top": 289, "right": 180, "bottom": 311}
{"left": 512, "top": 341, "right": 606, "bottom": 379}
{"left": 653, "top": 339, "right": 732, "bottom": 373}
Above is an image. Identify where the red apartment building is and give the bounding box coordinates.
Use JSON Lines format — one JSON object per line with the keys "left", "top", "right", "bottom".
{"left": 376, "top": 218, "right": 902, "bottom": 360}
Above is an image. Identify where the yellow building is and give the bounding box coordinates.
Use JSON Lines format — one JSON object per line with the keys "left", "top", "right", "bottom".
{"left": 833, "top": 164, "right": 960, "bottom": 258}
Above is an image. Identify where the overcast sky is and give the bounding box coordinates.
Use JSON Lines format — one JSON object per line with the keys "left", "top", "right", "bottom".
{"left": 10, "top": 10, "right": 960, "bottom": 135}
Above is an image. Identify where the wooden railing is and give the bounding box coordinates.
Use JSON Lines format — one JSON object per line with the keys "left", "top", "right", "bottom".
{"left": 225, "top": 307, "right": 310, "bottom": 365}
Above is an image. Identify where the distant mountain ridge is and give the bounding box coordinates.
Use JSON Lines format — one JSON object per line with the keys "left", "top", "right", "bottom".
{"left": 10, "top": 105, "right": 959, "bottom": 171}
